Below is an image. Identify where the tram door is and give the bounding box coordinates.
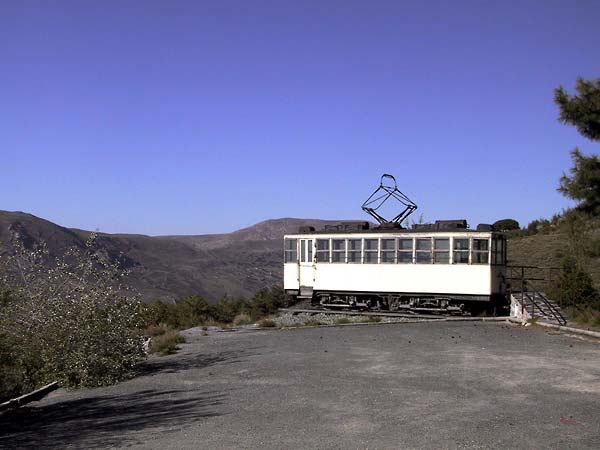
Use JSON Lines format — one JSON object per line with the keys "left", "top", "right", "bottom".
{"left": 298, "top": 239, "right": 314, "bottom": 290}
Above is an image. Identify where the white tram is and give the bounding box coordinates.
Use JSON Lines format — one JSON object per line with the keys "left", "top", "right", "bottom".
{"left": 283, "top": 221, "right": 507, "bottom": 314}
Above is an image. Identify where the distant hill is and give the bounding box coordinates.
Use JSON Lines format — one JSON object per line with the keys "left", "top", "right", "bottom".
{"left": 0, "top": 211, "right": 347, "bottom": 302}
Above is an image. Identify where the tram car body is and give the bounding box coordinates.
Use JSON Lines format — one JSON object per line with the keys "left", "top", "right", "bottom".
{"left": 283, "top": 220, "right": 507, "bottom": 314}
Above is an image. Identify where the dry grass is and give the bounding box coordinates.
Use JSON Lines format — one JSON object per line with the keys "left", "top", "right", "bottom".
{"left": 335, "top": 317, "right": 351, "bottom": 325}
{"left": 149, "top": 330, "right": 185, "bottom": 355}
{"left": 233, "top": 313, "right": 253, "bottom": 326}
{"left": 203, "top": 319, "right": 232, "bottom": 329}
{"left": 366, "top": 316, "right": 382, "bottom": 323}
{"left": 145, "top": 323, "right": 169, "bottom": 337}
{"left": 303, "top": 318, "right": 324, "bottom": 327}
{"left": 258, "top": 318, "right": 277, "bottom": 328}
{"left": 508, "top": 224, "right": 600, "bottom": 292}
{"left": 566, "top": 307, "right": 600, "bottom": 331}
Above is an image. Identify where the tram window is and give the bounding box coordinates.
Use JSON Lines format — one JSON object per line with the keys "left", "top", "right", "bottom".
{"left": 284, "top": 239, "right": 297, "bottom": 263}
{"left": 453, "top": 238, "right": 469, "bottom": 264}
{"left": 307, "top": 239, "right": 313, "bottom": 263}
{"left": 364, "top": 239, "right": 379, "bottom": 264}
{"left": 492, "top": 237, "right": 505, "bottom": 265}
{"left": 316, "top": 239, "right": 330, "bottom": 263}
{"left": 492, "top": 238, "right": 499, "bottom": 264}
{"left": 398, "top": 238, "right": 413, "bottom": 263}
{"left": 416, "top": 238, "right": 432, "bottom": 264}
{"left": 332, "top": 239, "right": 346, "bottom": 263}
{"left": 347, "top": 239, "right": 361, "bottom": 263}
{"left": 434, "top": 238, "right": 449, "bottom": 264}
{"left": 381, "top": 239, "right": 396, "bottom": 263}
{"left": 472, "top": 238, "right": 489, "bottom": 264}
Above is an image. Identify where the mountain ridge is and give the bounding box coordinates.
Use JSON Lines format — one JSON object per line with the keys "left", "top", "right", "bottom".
{"left": 0, "top": 210, "right": 349, "bottom": 302}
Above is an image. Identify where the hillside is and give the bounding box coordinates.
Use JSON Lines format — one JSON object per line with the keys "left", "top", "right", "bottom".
{"left": 507, "top": 220, "right": 600, "bottom": 290}
{"left": 0, "top": 211, "right": 345, "bottom": 302}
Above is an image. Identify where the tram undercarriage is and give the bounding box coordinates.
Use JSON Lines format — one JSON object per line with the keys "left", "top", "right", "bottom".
{"left": 294, "top": 291, "right": 504, "bottom": 316}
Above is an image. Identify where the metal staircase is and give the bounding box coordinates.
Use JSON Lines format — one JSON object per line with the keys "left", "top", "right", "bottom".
{"left": 506, "top": 265, "right": 567, "bottom": 326}
{"left": 511, "top": 291, "right": 567, "bottom": 326}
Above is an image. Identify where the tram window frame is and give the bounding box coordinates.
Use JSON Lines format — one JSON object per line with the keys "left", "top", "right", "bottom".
{"left": 492, "top": 237, "right": 505, "bottom": 265}
{"left": 434, "top": 238, "right": 450, "bottom": 264}
{"left": 331, "top": 239, "right": 346, "bottom": 263}
{"left": 416, "top": 238, "right": 433, "bottom": 264}
{"left": 316, "top": 239, "right": 330, "bottom": 263}
{"left": 472, "top": 238, "right": 489, "bottom": 264}
{"left": 453, "top": 238, "right": 470, "bottom": 264}
{"left": 363, "top": 238, "right": 379, "bottom": 264}
{"left": 380, "top": 238, "right": 396, "bottom": 263}
{"left": 347, "top": 239, "right": 362, "bottom": 263}
{"left": 398, "top": 238, "right": 414, "bottom": 263}
{"left": 284, "top": 239, "right": 297, "bottom": 263}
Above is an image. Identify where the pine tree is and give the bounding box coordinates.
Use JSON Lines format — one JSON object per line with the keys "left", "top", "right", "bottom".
{"left": 555, "top": 77, "right": 600, "bottom": 213}
{"left": 555, "top": 77, "right": 600, "bottom": 141}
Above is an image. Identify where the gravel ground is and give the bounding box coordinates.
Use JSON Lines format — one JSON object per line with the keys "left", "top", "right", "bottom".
{"left": 1, "top": 321, "right": 599, "bottom": 450}
{"left": 273, "top": 312, "right": 423, "bottom": 326}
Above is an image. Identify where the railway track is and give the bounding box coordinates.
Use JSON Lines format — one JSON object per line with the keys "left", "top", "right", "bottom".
{"left": 278, "top": 307, "right": 509, "bottom": 322}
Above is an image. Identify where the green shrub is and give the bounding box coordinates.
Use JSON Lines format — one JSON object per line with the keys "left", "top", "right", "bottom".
{"left": 587, "top": 237, "right": 600, "bottom": 258}
{"left": 145, "top": 323, "right": 169, "bottom": 337}
{"left": 149, "top": 330, "right": 185, "bottom": 355}
{"left": 174, "top": 295, "right": 212, "bottom": 329}
{"left": 143, "top": 295, "right": 214, "bottom": 330}
{"left": 210, "top": 296, "right": 251, "bottom": 323}
{"left": 0, "top": 332, "right": 26, "bottom": 403}
{"left": 143, "top": 290, "right": 283, "bottom": 329}
{"left": 143, "top": 300, "right": 175, "bottom": 327}
{"left": 493, "top": 219, "right": 520, "bottom": 231}
{"left": 250, "top": 286, "right": 284, "bottom": 320}
{"left": 526, "top": 218, "right": 552, "bottom": 235}
{"left": 564, "top": 306, "right": 600, "bottom": 330}
{"left": 0, "top": 235, "right": 146, "bottom": 390}
{"left": 551, "top": 257, "right": 600, "bottom": 309}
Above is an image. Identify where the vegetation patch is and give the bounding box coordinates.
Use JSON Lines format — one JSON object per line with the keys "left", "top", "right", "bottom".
{"left": 335, "top": 317, "right": 351, "bottom": 325}
{"left": 232, "top": 313, "right": 253, "bottom": 326}
{"left": 303, "top": 318, "right": 325, "bottom": 327}
{"left": 146, "top": 323, "right": 169, "bottom": 337}
{"left": 258, "top": 318, "right": 277, "bottom": 328}
{"left": 143, "top": 286, "right": 284, "bottom": 330}
{"left": 366, "top": 316, "right": 382, "bottom": 323}
{"left": 149, "top": 330, "right": 186, "bottom": 355}
{"left": 0, "top": 235, "right": 146, "bottom": 400}
{"left": 506, "top": 77, "right": 600, "bottom": 324}
{"left": 565, "top": 306, "right": 600, "bottom": 331}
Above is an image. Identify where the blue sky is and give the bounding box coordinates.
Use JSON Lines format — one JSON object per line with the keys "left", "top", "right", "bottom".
{"left": 1, "top": 0, "right": 599, "bottom": 235}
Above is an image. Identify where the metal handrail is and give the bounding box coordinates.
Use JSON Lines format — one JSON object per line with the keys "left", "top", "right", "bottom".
{"left": 522, "top": 292, "right": 546, "bottom": 318}
{"left": 506, "top": 265, "right": 567, "bottom": 326}
{"left": 537, "top": 292, "right": 567, "bottom": 326}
